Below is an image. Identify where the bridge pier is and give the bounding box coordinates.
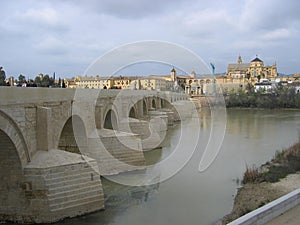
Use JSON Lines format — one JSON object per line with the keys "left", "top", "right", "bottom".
{"left": 93, "top": 129, "right": 146, "bottom": 175}
{"left": 37, "top": 107, "right": 54, "bottom": 151}
{"left": 23, "top": 149, "right": 104, "bottom": 223}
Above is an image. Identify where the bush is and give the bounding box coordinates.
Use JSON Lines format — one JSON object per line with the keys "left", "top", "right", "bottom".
{"left": 263, "top": 165, "right": 295, "bottom": 183}
{"left": 273, "top": 150, "right": 284, "bottom": 162}
{"left": 286, "top": 155, "right": 300, "bottom": 171}
{"left": 243, "top": 165, "right": 261, "bottom": 184}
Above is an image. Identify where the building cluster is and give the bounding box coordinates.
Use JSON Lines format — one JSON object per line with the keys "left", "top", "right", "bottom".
{"left": 64, "top": 68, "right": 199, "bottom": 92}
{"left": 64, "top": 70, "right": 186, "bottom": 91}
{"left": 6, "top": 55, "right": 300, "bottom": 95}
{"left": 64, "top": 55, "right": 300, "bottom": 95}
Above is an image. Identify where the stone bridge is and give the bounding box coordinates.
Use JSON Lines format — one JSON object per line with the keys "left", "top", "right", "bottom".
{"left": 0, "top": 87, "right": 193, "bottom": 223}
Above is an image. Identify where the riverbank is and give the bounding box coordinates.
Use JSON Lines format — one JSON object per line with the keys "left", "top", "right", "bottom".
{"left": 221, "top": 141, "right": 300, "bottom": 224}
{"left": 221, "top": 173, "right": 300, "bottom": 224}
{"left": 224, "top": 90, "right": 300, "bottom": 109}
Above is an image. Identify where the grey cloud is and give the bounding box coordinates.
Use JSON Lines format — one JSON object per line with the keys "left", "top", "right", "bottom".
{"left": 241, "top": 0, "right": 300, "bottom": 31}
{"left": 67, "top": 0, "right": 194, "bottom": 19}
{"left": 0, "top": 0, "right": 300, "bottom": 76}
{"left": 14, "top": 7, "right": 69, "bottom": 32}
{"left": 35, "top": 37, "right": 69, "bottom": 55}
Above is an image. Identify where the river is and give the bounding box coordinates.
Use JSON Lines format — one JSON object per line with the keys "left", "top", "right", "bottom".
{"left": 45, "top": 108, "right": 300, "bottom": 225}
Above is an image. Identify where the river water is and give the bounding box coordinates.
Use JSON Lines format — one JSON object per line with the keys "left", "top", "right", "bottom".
{"left": 48, "top": 109, "right": 300, "bottom": 225}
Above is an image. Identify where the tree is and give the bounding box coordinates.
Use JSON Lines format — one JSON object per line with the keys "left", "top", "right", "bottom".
{"left": 49, "top": 76, "right": 55, "bottom": 87}
{"left": 246, "top": 73, "right": 251, "bottom": 80}
{"left": 257, "top": 75, "right": 261, "bottom": 82}
{"left": 0, "top": 66, "right": 6, "bottom": 86}
{"left": 41, "top": 74, "right": 51, "bottom": 87}
{"left": 34, "top": 76, "right": 42, "bottom": 87}
{"left": 245, "top": 83, "right": 254, "bottom": 94}
{"left": 62, "top": 80, "right": 66, "bottom": 88}
{"left": 34, "top": 73, "right": 55, "bottom": 87}
{"left": 18, "top": 74, "right": 26, "bottom": 84}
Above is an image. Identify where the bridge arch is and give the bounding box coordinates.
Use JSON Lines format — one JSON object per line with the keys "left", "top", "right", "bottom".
{"left": 143, "top": 99, "right": 148, "bottom": 115}
{"left": 103, "top": 109, "right": 118, "bottom": 130}
{"left": 58, "top": 115, "right": 88, "bottom": 154}
{"left": 152, "top": 99, "right": 156, "bottom": 109}
{"left": 0, "top": 130, "right": 27, "bottom": 216}
{"left": 0, "top": 110, "right": 30, "bottom": 167}
{"left": 129, "top": 106, "right": 138, "bottom": 119}
{"left": 0, "top": 111, "right": 29, "bottom": 216}
{"left": 161, "top": 99, "right": 169, "bottom": 108}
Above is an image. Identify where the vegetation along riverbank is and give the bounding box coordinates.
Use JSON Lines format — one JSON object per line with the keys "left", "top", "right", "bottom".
{"left": 221, "top": 141, "right": 300, "bottom": 224}
{"left": 225, "top": 85, "right": 300, "bottom": 108}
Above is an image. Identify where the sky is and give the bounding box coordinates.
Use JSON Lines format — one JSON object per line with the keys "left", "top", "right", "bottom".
{"left": 1, "top": 0, "right": 300, "bottom": 79}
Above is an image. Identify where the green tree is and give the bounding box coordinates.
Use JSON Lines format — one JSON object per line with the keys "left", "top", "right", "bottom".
{"left": 0, "top": 66, "right": 6, "bottom": 86}
{"left": 246, "top": 73, "right": 251, "bottom": 80}
{"left": 62, "top": 80, "right": 66, "bottom": 88}
{"left": 257, "top": 75, "right": 261, "bottom": 82}
{"left": 34, "top": 76, "right": 42, "bottom": 87}
{"left": 41, "top": 74, "right": 51, "bottom": 87}
{"left": 49, "top": 76, "right": 55, "bottom": 87}
{"left": 18, "top": 74, "right": 26, "bottom": 84}
{"left": 245, "top": 83, "right": 254, "bottom": 94}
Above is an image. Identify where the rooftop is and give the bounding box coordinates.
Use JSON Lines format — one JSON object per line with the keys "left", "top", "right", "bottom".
{"left": 251, "top": 57, "right": 263, "bottom": 63}
{"left": 228, "top": 63, "right": 250, "bottom": 70}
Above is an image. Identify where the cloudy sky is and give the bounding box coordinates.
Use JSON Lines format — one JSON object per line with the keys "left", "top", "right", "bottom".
{"left": 1, "top": 0, "right": 299, "bottom": 78}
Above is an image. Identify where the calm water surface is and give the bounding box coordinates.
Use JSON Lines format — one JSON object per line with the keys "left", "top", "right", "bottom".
{"left": 47, "top": 109, "right": 300, "bottom": 225}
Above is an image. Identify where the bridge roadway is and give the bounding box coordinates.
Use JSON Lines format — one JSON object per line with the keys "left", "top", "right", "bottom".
{"left": 0, "top": 87, "right": 193, "bottom": 223}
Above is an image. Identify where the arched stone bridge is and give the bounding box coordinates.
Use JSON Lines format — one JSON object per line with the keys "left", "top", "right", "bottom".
{"left": 0, "top": 87, "right": 193, "bottom": 223}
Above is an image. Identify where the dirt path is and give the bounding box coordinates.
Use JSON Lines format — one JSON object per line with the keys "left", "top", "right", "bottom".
{"left": 264, "top": 204, "right": 300, "bottom": 225}
{"left": 270, "top": 173, "right": 300, "bottom": 192}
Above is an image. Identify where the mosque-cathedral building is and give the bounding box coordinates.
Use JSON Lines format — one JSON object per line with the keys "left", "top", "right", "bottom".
{"left": 185, "top": 55, "right": 287, "bottom": 95}
{"left": 227, "top": 55, "right": 278, "bottom": 81}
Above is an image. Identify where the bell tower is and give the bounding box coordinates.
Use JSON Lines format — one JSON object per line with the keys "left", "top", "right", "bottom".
{"left": 191, "top": 71, "right": 196, "bottom": 79}
{"left": 171, "top": 67, "right": 176, "bottom": 81}
{"left": 238, "top": 55, "right": 242, "bottom": 64}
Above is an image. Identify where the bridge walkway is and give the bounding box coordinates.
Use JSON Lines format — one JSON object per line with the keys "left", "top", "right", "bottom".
{"left": 264, "top": 203, "right": 300, "bottom": 225}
